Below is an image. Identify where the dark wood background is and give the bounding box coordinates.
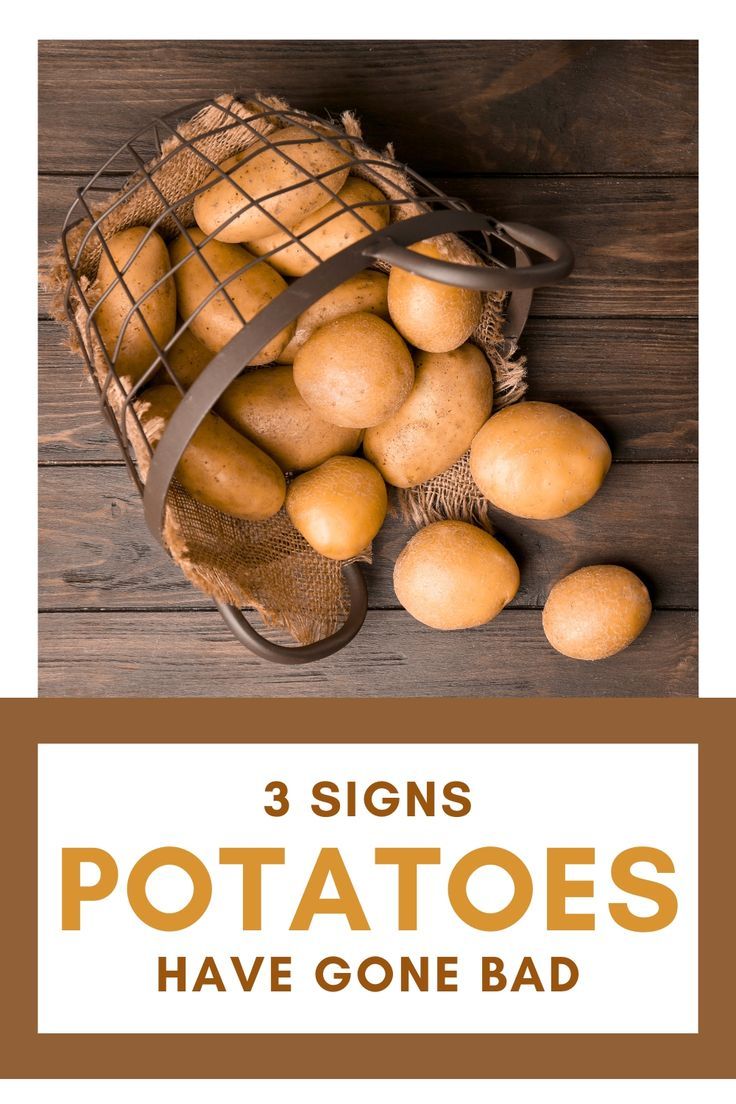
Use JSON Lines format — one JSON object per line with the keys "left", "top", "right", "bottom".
{"left": 38, "top": 40, "right": 698, "bottom": 697}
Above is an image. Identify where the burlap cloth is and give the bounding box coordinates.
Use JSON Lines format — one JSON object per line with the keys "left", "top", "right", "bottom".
{"left": 44, "top": 93, "right": 526, "bottom": 644}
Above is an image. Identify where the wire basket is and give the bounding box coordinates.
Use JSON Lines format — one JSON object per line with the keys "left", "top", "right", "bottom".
{"left": 59, "top": 93, "right": 574, "bottom": 664}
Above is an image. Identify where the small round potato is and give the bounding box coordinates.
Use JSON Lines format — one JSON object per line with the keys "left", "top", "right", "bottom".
{"left": 393, "top": 520, "right": 520, "bottom": 630}
{"left": 387, "top": 241, "right": 483, "bottom": 353}
{"left": 193, "top": 124, "right": 352, "bottom": 243}
{"left": 286, "top": 456, "right": 388, "bottom": 560}
{"left": 277, "top": 271, "right": 389, "bottom": 363}
{"left": 293, "top": 312, "right": 414, "bottom": 428}
{"left": 94, "top": 226, "right": 176, "bottom": 385}
{"left": 248, "top": 178, "right": 390, "bottom": 277}
{"left": 137, "top": 384, "right": 285, "bottom": 521}
{"left": 216, "top": 365, "right": 363, "bottom": 472}
{"left": 470, "top": 401, "right": 612, "bottom": 519}
{"left": 169, "top": 229, "right": 293, "bottom": 363}
{"left": 543, "top": 565, "right": 652, "bottom": 660}
{"left": 363, "top": 343, "right": 493, "bottom": 487}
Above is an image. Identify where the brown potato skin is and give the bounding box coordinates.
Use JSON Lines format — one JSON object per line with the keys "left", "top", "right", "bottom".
{"left": 277, "top": 271, "right": 389, "bottom": 363}
{"left": 470, "top": 401, "right": 612, "bottom": 520}
{"left": 248, "top": 179, "right": 390, "bottom": 277}
{"left": 216, "top": 365, "right": 363, "bottom": 472}
{"left": 286, "top": 456, "right": 388, "bottom": 560}
{"left": 543, "top": 565, "right": 652, "bottom": 660}
{"left": 363, "top": 343, "right": 493, "bottom": 487}
{"left": 156, "top": 325, "right": 213, "bottom": 389}
{"left": 169, "top": 229, "right": 293, "bottom": 364}
{"left": 293, "top": 312, "right": 414, "bottom": 429}
{"left": 393, "top": 520, "right": 520, "bottom": 630}
{"left": 95, "top": 226, "right": 176, "bottom": 384}
{"left": 193, "top": 124, "right": 352, "bottom": 243}
{"left": 137, "top": 384, "right": 285, "bottom": 521}
{"left": 387, "top": 241, "right": 483, "bottom": 353}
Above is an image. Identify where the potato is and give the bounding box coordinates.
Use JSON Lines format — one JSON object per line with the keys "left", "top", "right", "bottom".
{"left": 158, "top": 325, "right": 213, "bottom": 389}
{"left": 387, "top": 241, "right": 483, "bottom": 353}
{"left": 286, "top": 456, "right": 387, "bottom": 559}
{"left": 393, "top": 520, "right": 520, "bottom": 630}
{"left": 169, "top": 229, "right": 293, "bottom": 364}
{"left": 216, "top": 365, "right": 363, "bottom": 472}
{"left": 193, "top": 124, "right": 352, "bottom": 243}
{"left": 94, "top": 226, "right": 176, "bottom": 385}
{"left": 543, "top": 565, "right": 652, "bottom": 660}
{"left": 277, "top": 271, "right": 389, "bottom": 363}
{"left": 247, "top": 178, "right": 389, "bottom": 277}
{"left": 136, "top": 384, "right": 285, "bottom": 521}
{"left": 470, "top": 401, "right": 612, "bottom": 519}
{"left": 363, "top": 343, "right": 493, "bottom": 487}
{"left": 293, "top": 312, "right": 414, "bottom": 428}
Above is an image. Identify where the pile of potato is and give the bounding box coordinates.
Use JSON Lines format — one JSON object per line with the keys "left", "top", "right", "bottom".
{"left": 92, "top": 123, "right": 651, "bottom": 661}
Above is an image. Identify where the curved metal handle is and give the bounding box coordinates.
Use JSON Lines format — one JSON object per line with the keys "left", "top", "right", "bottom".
{"left": 503, "top": 238, "right": 533, "bottom": 343}
{"left": 215, "top": 562, "right": 368, "bottom": 664}
{"left": 365, "top": 220, "right": 574, "bottom": 291}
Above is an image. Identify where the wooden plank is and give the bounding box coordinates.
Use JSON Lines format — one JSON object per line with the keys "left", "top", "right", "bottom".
{"left": 39, "top": 175, "right": 697, "bottom": 320}
{"left": 38, "top": 320, "right": 116, "bottom": 462}
{"left": 38, "top": 316, "right": 697, "bottom": 463}
{"left": 39, "top": 174, "right": 128, "bottom": 260}
{"left": 38, "top": 40, "right": 697, "bottom": 174}
{"left": 37, "top": 608, "right": 697, "bottom": 698}
{"left": 435, "top": 177, "right": 697, "bottom": 318}
{"left": 523, "top": 318, "right": 697, "bottom": 458}
{"left": 39, "top": 463, "right": 697, "bottom": 612}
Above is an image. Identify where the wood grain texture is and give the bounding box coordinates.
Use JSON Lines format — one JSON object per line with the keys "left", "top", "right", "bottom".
{"left": 39, "top": 463, "right": 696, "bottom": 612}
{"left": 39, "top": 175, "right": 697, "bottom": 319}
{"left": 38, "top": 40, "right": 697, "bottom": 174}
{"left": 36, "top": 39, "right": 698, "bottom": 697}
{"left": 38, "top": 317, "right": 697, "bottom": 463}
{"left": 523, "top": 319, "right": 697, "bottom": 458}
{"left": 37, "top": 609, "right": 697, "bottom": 698}
{"left": 438, "top": 177, "right": 697, "bottom": 318}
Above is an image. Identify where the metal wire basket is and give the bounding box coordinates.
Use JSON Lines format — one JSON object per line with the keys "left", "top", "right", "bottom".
{"left": 59, "top": 93, "right": 574, "bottom": 664}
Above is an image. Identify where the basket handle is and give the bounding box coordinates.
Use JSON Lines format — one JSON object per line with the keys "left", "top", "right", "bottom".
{"left": 214, "top": 561, "right": 368, "bottom": 664}
{"left": 364, "top": 220, "right": 574, "bottom": 291}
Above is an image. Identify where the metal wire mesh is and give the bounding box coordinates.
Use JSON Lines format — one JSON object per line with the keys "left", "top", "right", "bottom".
{"left": 61, "top": 93, "right": 521, "bottom": 495}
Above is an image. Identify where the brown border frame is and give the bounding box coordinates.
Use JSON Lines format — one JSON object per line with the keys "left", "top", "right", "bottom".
{"left": 0, "top": 697, "right": 733, "bottom": 1079}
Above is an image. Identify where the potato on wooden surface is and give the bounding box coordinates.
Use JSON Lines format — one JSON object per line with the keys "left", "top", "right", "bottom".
{"left": 470, "top": 401, "right": 612, "bottom": 519}
{"left": 543, "top": 565, "right": 652, "bottom": 660}
{"left": 393, "top": 520, "right": 520, "bottom": 630}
